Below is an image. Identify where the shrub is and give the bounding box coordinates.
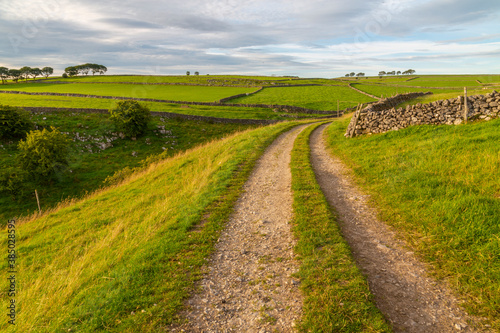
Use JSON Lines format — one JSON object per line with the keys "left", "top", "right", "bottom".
{"left": 0, "top": 168, "right": 29, "bottom": 200}
{"left": 17, "top": 126, "right": 71, "bottom": 180}
{"left": 0, "top": 105, "right": 34, "bottom": 139}
{"left": 109, "top": 100, "right": 151, "bottom": 138}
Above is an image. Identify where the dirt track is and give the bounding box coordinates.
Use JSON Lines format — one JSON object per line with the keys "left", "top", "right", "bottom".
{"left": 309, "top": 123, "right": 486, "bottom": 333}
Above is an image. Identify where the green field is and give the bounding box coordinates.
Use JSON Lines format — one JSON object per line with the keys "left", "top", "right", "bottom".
{"left": 351, "top": 83, "right": 462, "bottom": 98}
{"left": 0, "top": 111, "right": 259, "bottom": 223}
{"left": 326, "top": 116, "right": 500, "bottom": 330}
{"left": 38, "top": 75, "right": 342, "bottom": 87}
{"left": 0, "top": 82, "right": 257, "bottom": 102}
{"left": 0, "top": 93, "right": 320, "bottom": 120}
{"left": 230, "top": 86, "right": 377, "bottom": 111}
{"left": 345, "top": 75, "right": 500, "bottom": 88}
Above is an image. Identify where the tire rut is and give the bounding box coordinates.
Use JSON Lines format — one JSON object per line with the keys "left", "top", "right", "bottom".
{"left": 309, "top": 123, "right": 488, "bottom": 333}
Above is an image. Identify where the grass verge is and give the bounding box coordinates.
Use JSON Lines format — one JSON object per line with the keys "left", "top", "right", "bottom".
{"left": 325, "top": 116, "right": 500, "bottom": 330}
{"left": 290, "top": 122, "right": 391, "bottom": 332}
{"left": 0, "top": 121, "right": 301, "bottom": 332}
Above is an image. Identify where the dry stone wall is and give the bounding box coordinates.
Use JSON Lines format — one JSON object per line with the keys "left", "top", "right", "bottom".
{"left": 345, "top": 91, "right": 500, "bottom": 137}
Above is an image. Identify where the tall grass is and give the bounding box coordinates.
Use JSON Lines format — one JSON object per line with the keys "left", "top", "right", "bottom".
{"left": 0, "top": 121, "right": 300, "bottom": 332}
{"left": 290, "top": 122, "right": 391, "bottom": 332}
{"left": 325, "top": 116, "right": 500, "bottom": 330}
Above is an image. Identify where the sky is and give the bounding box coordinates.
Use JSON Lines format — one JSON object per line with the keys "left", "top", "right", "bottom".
{"left": 0, "top": 0, "right": 499, "bottom": 77}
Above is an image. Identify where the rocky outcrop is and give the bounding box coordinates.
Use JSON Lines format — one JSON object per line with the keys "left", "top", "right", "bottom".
{"left": 345, "top": 91, "right": 500, "bottom": 138}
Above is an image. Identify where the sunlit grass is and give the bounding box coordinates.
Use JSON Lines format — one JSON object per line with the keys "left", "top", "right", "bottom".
{"left": 291, "top": 122, "right": 391, "bottom": 332}
{"left": 0, "top": 82, "right": 257, "bottom": 102}
{"left": 0, "top": 121, "right": 301, "bottom": 332}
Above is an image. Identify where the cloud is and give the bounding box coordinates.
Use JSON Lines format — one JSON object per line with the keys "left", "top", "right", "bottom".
{"left": 0, "top": 0, "right": 499, "bottom": 76}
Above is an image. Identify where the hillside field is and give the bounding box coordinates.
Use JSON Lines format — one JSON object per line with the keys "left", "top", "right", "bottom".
{"left": 1, "top": 74, "right": 499, "bottom": 331}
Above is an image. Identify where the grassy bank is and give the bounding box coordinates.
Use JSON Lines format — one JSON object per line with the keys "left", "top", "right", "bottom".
{"left": 0, "top": 121, "right": 302, "bottom": 332}
{"left": 290, "top": 122, "right": 391, "bottom": 332}
{"left": 325, "top": 116, "right": 500, "bottom": 330}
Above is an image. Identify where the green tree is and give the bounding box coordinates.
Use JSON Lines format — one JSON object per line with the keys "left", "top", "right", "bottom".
{"left": 0, "top": 105, "right": 34, "bottom": 139}
{"left": 186, "top": 71, "right": 190, "bottom": 76}
{"left": 17, "top": 127, "right": 71, "bottom": 180}
{"left": 30, "top": 67, "right": 41, "bottom": 80}
{"left": 64, "top": 66, "right": 78, "bottom": 77}
{"left": 20, "top": 66, "right": 32, "bottom": 82}
{"left": 0, "top": 67, "right": 9, "bottom": 84}
{"left": 98, "top": 64, "right": 107, "bottom": 75}
{"left": 194, "top": 71, "right": 199, "bottom": 76}
{"left": 41, "top": 67, "right": 54, "bottom": 79}
{"left": 8, "top": 69, "right": 22, "bottom": 83}
{"left": 349, "top": 72, "right": 355, "bottom": 77}
{"left": 109, "top": 100, "right": 151, "bottom": 138}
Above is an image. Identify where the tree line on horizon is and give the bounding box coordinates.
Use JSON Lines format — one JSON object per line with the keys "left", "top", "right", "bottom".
{"left": 63, "top": 63, "right": 107, "bottom": 77}
{"left": 344, "top": 69, "right": 416, "bottom": 78}
{"left": 0, "top": 66, "right": 54, "bottom": 84}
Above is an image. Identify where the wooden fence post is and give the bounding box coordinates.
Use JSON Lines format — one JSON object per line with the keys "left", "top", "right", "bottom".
{"left": 464, "top": 87, "right": 468, "bottom": 123}
{"left": 35, "top": 189, "right": 41, "bottom": 214}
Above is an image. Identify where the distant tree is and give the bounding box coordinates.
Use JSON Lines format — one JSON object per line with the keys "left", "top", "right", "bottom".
{"left": 20, "top": 66, "right": 32, "bottom": 82}
{"left": 345, "top": 74, "right": 350, "bottom": 77}
{"left": 397, "top": 70, "right": 401, "bottom": 75}
{"left": 78, "top": 64, "right": 90, "bottom": 76}
{"left": 0, "top": 67, "right": 8, "bottom": 84}
{"left": 194, "top": 71, "right": 199, "bottom": 76}
{"left": 64, "top": 66, "right": 78, "bottom": 77}
{"left": 30, "top": 67, "right": 41, "bottom": 80}
{"left": 186, "top": 71, "right": 190, "bottom": 76}
{"left": 387, "top": 71, "right": 396, "bottom": 75}
{"left": 408, "top": 69, "right": 416, "bottom": 75}
{"left": 0, "top": 105, "right": 34, "bottom": 139}
{"left": 378, "top": 71, "right": 386, "bottom": 76}
{"left": 98, "top": 65, "right": 107, "bottom": 75}
{"left": 109, "top": 100, "right": 151, "bottom": 138}
{"left": 41, "top": 67, "right": 54, "bottom": 79}
{"left": 18, "top": 127, "right": 71, "bottom": 180}
{"left": 8, "top": 69, "right": 22, "bottom": 83}
{"left": 356, "top": 72, "right": 365, "bottom": 77}
{"left": 349, "top": 72, "right": 355, "bottom": 77}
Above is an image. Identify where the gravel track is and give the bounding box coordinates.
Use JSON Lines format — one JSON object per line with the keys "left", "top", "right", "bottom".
{"left": 170, "top": 124, "right": 310, "bottom": 332}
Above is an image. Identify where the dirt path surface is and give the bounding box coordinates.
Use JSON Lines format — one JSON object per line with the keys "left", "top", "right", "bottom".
{"left": 309, "top": 123, "right": 486, "bottom": 333}
{"left": 171, "top": 125, "right": 308, "bottom": 332}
